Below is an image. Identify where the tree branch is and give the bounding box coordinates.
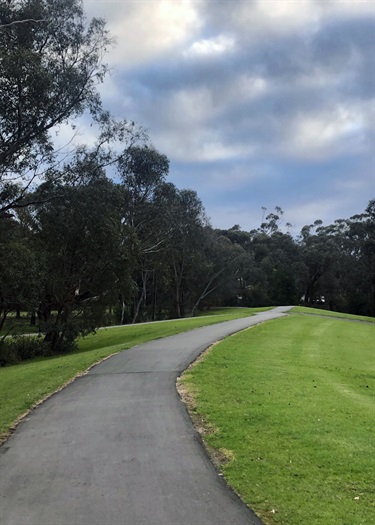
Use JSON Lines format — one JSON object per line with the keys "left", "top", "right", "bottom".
{"left": 0, "top": 19, "right": 47, "bottom": 29}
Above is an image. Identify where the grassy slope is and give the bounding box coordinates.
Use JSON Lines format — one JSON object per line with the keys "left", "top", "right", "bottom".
{"left": 181, "top": 312, "right": 375, "bottom": 525}
{"left": 293, "top": 306, "right": 375, "bottom": 323}
{"left": 0, "top": 307, "right": 269, "bottom": 442}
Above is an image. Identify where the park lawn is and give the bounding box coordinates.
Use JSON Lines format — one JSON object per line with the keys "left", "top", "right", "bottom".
{"left": 2, "top": 314, "right": 39, "bottom": 336}
{"left": 0, "top": 307, "right": 270, "bottom": 443}
{"left": 1, "top": 307, "right": 268, "bottom": 337}
{"left": 180, "top": 314, "right": 375, "bottom": 525}
{"left": 195, "top": 307, "right": 259, "bottom": 317}
{"left": 292, "top": 305, "right": 375, "bottom": 323}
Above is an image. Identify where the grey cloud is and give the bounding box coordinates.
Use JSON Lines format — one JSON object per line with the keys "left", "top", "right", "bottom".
{"left": 122, "top": 11, "right": 372, "bottom": 113}
{"left": 94, "top": 0, "right": 373, "bottom": 231}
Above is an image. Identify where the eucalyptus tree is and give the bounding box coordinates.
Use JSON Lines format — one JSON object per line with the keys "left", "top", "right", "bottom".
{"left": 0, "top": 0, "right": 111, "bottom": 216}
{"left": 313, "top": 200, "right": 375, "bottom": 315}
{"left": 164, "top": 189, "right": 210, "bottom": 317}
{"left": 185, "top": 228, "right": 246, "bottom": 315}
{"left": 218, "top": 211, "right": 300, "bottom": 307}
{"left": 0, "top": 215, "right": 40, "bottom": 333}
{"left": 298, "top": 219, "right": 346, "bottom": 308}
{"left": 28, "top": 165, "right": 124, "bottom": 353}
{"left": 345, "top": 199, "right": 375, "bottom": 315}
{"left": 116, "top": 145, "right": 171, "bottom": 323}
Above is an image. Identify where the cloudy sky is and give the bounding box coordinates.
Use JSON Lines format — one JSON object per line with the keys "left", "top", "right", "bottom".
{"left": 81, "top": 0, "right": 374, "bottom": 233}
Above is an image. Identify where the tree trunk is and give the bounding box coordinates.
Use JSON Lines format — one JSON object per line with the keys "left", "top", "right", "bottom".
{"left": 190, "top": 267, "right": 227, "bottom": 317}
{"left": 151, "top": 273, "right": 157, "bottom": 321}
{"left": 304, "top": 273, "right": 321, "bottom": 305}
{"left": 120, "top": 295, "right": 126, "bottom": 325}
{"left": 132, "top": 272, "right": 148, "bottom": 324}
{"left": 44, "top": 305, "right": 64, "bottom": 352}
{"left": 172, "top": 258, "right": 183, "bottom": 318}
{"left": 0, "top": 309, "right": 8, "bottom": 332}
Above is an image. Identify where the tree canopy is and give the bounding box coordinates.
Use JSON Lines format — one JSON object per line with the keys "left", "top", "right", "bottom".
{"left": 0, "top": 0, "right": 373, "bottom": 362}
{"left": 0, "top": 0, "right": 111, "bottom": 215}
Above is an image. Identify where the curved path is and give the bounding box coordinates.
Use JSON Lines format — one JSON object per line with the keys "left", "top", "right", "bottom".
{"left": 0, "top": 307, "right": 292, "bottom": 525}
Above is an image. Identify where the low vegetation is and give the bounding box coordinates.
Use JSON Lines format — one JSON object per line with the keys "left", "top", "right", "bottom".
{"left": 180, "top": 311, "right": 375, "bottom": 525}
{"left": 0, "top": 307, "right": 269, "bottom": 443}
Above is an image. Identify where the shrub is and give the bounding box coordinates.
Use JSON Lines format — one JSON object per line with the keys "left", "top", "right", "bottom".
{"left": 42, "top": 320, "right": 79, "bottom": 355}
{"left": 0, "top": 340, "right": 19, "bottom": 366}
{"left": 0, "top": 336, "right": 49, "bottom": 366}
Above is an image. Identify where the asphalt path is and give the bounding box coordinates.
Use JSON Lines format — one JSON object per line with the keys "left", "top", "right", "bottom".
{"left": 0, "top": 306, "right": 292, "bottom": 525}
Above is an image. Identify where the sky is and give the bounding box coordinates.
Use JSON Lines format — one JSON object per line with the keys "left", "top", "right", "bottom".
{"left": 79, "top": 0, "right": 374, "bottom": 234}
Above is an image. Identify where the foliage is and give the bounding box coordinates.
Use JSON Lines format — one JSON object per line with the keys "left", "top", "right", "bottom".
{"left": 0, "top": 216, "right": 41, "bottom": 331}
{"left": 0, "top": 0, "right": 373, "bottom": 353}
{"left": 296, "top": 200, "right": 375, "bottom": 315}
{"left": 0, "top": 336, "right": 48, "bottom": 366}
{"left": 216, "top": 202, "right": 375, "bottom": 316}
{"left": 0, "top": 0, "right": 112, "bottom": 215}
{"left": 26, "top": 170, "right": 125, "bottom": 353}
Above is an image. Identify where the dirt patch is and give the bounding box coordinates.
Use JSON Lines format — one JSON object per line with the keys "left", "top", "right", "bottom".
{"left": 176, "top": 340, "right": 235, "bottom": 468}
{"left": 176, "top": 377, "right": 216, "bottom": 437}
{"left": 206, "top": 445, "right": 235, "bottom": 468}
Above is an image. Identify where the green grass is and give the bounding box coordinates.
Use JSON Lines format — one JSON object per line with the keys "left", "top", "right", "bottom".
{"left": 181, "top": 313, "right": 375, "bottom": 525}
{"left": 0, "top": 307, "right": 270, "bottom": 442}
{"left": 195, "top": 307, "right": 258, "bottom": 317}
{"left": 292, "top": 305, "right": 375, "bottom": 323}
{"left": 2, "top": 315, "right": 39, "bottom": 336}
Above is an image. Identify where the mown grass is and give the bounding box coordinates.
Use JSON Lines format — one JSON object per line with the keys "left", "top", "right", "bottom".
{"left": 292, "top": 305, "right": 375, "bottom": 323}
{"left": 0, "top": 307, "right": 270, "bottom": 443}
{"left": 181, "top": 312, "right": 375, "bottom": 525}
{"left": 2, "top": 314, "right": 39, "bottom": 336}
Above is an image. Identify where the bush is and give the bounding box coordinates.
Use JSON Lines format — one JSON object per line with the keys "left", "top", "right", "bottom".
{"left": 0, "top": 336, "right": 49, "bottom": 366}
{"left": 51, "top": 332, "right": 78, "bottom": 354}
{"left": 42, "top": 321, "right": 79, "bottom": 354}
{"left": 0, "top": 341, "right": 19, "bottom": 366}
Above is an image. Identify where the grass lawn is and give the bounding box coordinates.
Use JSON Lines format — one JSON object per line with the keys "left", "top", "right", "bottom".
{"left": 0, "top": 307, "right": 270, "bottom": 443}
{"left": 2, "top": 314, "right": 39, "bottom": 336}
{"left": 292, "top": 306, "right": 375, "bottom": 323}
{"left": 180, "top": 311, "right": 375, "bottom": 525}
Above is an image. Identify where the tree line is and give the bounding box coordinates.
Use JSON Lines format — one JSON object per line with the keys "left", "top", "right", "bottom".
{"left": 1, "top": 1, "right": 374, "bottom": 358}
{"left": 1, "top": 147, "right": 373, "bottom": 354}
